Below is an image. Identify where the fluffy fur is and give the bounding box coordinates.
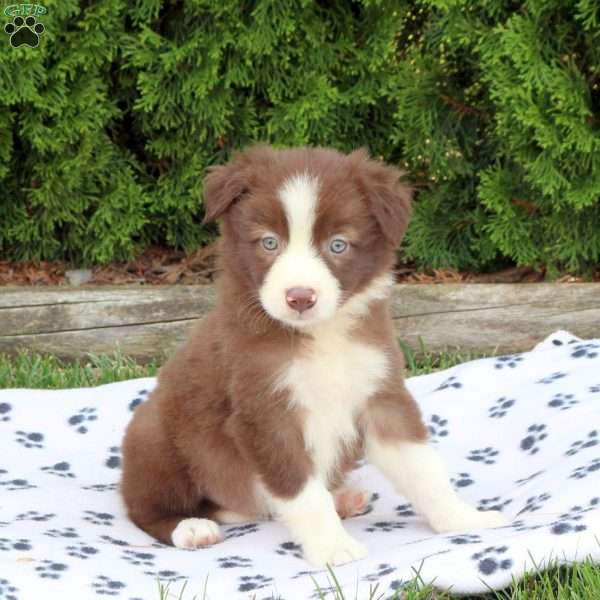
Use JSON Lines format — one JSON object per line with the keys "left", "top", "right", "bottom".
{"left": 120, "top": 145, "right": 504, "bottom": 567}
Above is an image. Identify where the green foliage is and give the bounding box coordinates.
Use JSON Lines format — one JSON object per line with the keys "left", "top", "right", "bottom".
{"left": 0, "top": 0, "right": 598, "bottom": 271}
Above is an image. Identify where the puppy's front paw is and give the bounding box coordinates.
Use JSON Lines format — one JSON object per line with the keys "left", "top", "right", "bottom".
{"left": 304, "top": 531, "right": 367, "bottom": 568}
{"left": 429, "top": 503, "right": 508, "bottom": 533}
{"left": 171, "top": 518, "right": 222, "bottom": 548}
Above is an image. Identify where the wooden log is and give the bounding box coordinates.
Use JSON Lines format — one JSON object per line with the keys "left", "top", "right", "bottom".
{"left": 0, "top": 284, "right": 598, "bottom": 361}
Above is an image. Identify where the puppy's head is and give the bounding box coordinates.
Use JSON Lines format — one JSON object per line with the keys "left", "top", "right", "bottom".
{"left": 203, "top": 145, "right": 412, "bottom": 329}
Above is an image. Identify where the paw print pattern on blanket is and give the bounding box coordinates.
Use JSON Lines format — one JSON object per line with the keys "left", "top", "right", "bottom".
{"left": 91, "top": 575, "right": 126, "bottom": 595}
{"left": 471, "top": 546, "right": 513, "bottom": 576}
{"left": 44, "top": 527, "right": 78, "bottom": 539}
{"left": 570, "top": 457, "right": 600, "bottom": 480}
{"left": 467, "top": 447, "right": 500, "bottom": 464}
{"left": 275, "top": 542, "right": 303, "bottom": 559}
{"left": 362, "top": 563, "right": 397, "bottom": 581}
{"left": 0, "top": 473, "right": 36, "bottom": 491}
{"left": 536, "top": 371, "right": 567, "bottom": 384}
{"left": 446, "top": 533, "right": 482, "bottom": 545}
{"left": 217, "top": 555, "right": 253, "bottom": 568}
{"left": 0, "top": 403, "right": 11, "bottom": 422}
{"left": 16, "top": 511, "right": 55, "bottom": 522}
{"left": 0, "top": 578, "right": 19, "bottom": 600}
{"left": 510, "top": 519, "right": 544, "bottom": 532}
{"left": 434, "top": 375, "right": 462, "bottom": 391}
{"left": 35, "top": 560, "right": 68, "bottom": 579}
{"left": 365, "top": 520, "right": 406, "bottom": 533}
{"left": 68, "top": 407, "right": 98, "bottom": 434}
{"left": 427, "top": 414, "right": 449, "bottom": 440}
{"left": 494, "top": 355, "right": 523, "bottom": 369}
{"left": 452, "top": 472, "right": 475, "bottom": 488}
{"left": 145, "top": 568, "right": 186, "bottom": 582}
{"left": 41, "top": 461, "right": 75, "bottom": 478}
{"left": 83, "top": 511, "right": 115, "bottom": 526}
{"left": 395, "top": 502, "right": 416, "bottom": 516}
{"left": 517, "top": 493, "right": 551, "bottom": 515}
{"left": 129, "top": 388, "right": 150, "bottom": 412}
{"left": 1, "top": 335, "right": 600, "bottom": 599}
{"left": 488, "top": 397, "right": 516, "bottom": 418}
{"left": 83, "top": 482, "right": 119, "bottom": 492}
{"left": 121, "top": 549, "right": 155, "bottom": 568}
{"left": 549, "top": 498, "right": 599, "bottom": 535}
{"left": 100, "top": 534, "right": 130, "bottom": 547}
{"left": 224, "top": 523, "right": 260, "bottom": 539}
{"left": 237, "top": 574, "right": 274, "bottom": 592}
{"left": 548, "top": 392, "right": 578, "bottom": 410}
{"left": 520, "top": 424, "right": 548, "bottom": 455}
{"left": 105, "top": 446, "right": 121, "bottom": 469}
{"left": 477, "top": 495, "right": 512, "bottom": 512}
{"left": 565, "top": 430, "right": 599, "bottom": 456}
{"left": 0, "top": 537, "right": 31, "bottom": 552}
{"left": 570, "top": 343, "right": 599, "bottom": 359}
{"left": 15, "top": 430, "right": 44, "bottom": 448}
{"left": 67, "top": 542, "right": 99, "bottom": 560}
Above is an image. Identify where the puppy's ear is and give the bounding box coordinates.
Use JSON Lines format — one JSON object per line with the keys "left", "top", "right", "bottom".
{"left": 201, "top": 160, "right": 251, "bottom": 225}
{"left": 350, "top": 148, "right": 413, "bottom": 247}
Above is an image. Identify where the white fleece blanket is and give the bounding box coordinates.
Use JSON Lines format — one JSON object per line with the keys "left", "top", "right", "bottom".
{"left": 1, "top": 330, "right": 600, "bottom": 599}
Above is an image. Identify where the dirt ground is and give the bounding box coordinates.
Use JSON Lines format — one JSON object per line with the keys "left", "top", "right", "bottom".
{"left": 0, "top": 243, "right": 597, "bottom": 286}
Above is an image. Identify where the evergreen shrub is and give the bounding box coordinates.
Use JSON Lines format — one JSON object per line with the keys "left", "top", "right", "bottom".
{"left": 1, "top": 0, "right": 598, "bottom": 273}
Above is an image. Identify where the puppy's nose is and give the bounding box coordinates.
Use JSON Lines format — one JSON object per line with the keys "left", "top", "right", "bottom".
{"left": 286, "top": 287, "right": 317, "bottom": 314}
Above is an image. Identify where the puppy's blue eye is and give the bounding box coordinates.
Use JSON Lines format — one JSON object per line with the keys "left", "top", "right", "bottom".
{"left": 329, "top": 238, "right": 348, "bottom": 254}
{"left": 262, "top": 236, "right": 279, "bottom": 251}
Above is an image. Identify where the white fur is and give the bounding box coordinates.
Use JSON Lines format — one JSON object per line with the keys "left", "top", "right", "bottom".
{"left": 275, "top": 325, "right": 388, "bottom": 484}
{"left": 267, "top": 478, "right": 367, "bottom": 567}
{"left": 365, "top": 439, "right": 507, "bottom": 532}
{"left": 171, "top": 518, "right": 221, "bottom": 548}
{"left": 259, "top": 173, "right": 340, "bottom": 327}
{"left": 338, "top": 272, "right": 394, "bottom": 319}
{"left": 272, "top": 274, "right": 393, "bottom": 486}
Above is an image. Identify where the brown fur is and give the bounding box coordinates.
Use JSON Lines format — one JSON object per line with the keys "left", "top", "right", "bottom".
{"left": 120, "top": 145, "right": 427, "bottom": 545}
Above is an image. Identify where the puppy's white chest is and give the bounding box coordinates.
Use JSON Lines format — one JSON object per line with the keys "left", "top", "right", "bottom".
{"left": 279, "top": 333, "right": 388, "bottom": 483}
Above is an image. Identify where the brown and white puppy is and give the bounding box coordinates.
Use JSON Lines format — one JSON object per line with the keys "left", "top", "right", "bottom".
{"left": 120, "top": 145, "right": 504, "bottom": 567}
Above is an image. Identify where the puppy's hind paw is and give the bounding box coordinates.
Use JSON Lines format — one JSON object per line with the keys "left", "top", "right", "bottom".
{"left": 429, "top": 504, "right": 508, "bottom": 533}
{"left": 304, "top": 532, "right": 368, "bottom": 568}
{"left": 171, "top": 518, "right": 222, "bottom": 549}
{"left": 334, "top": 487, "right": 370, "bottom": 519}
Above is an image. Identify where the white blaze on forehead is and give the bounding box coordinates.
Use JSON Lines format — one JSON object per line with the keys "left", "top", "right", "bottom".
{"left": 258, "top": 172, "right": 342, "bottom": 328}
{"left": 278, "top": 173, "right": 319, "bottom": 249}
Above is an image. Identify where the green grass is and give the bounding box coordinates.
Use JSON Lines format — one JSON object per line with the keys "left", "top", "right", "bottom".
{"left": 1, "top": 348, "right": 599, "bottom": 599}
{"left": 0, "top": 349, "right": 159, "bottom": 389}
{"left": 0, "top": 344, "right": 476, "bottom": 389}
